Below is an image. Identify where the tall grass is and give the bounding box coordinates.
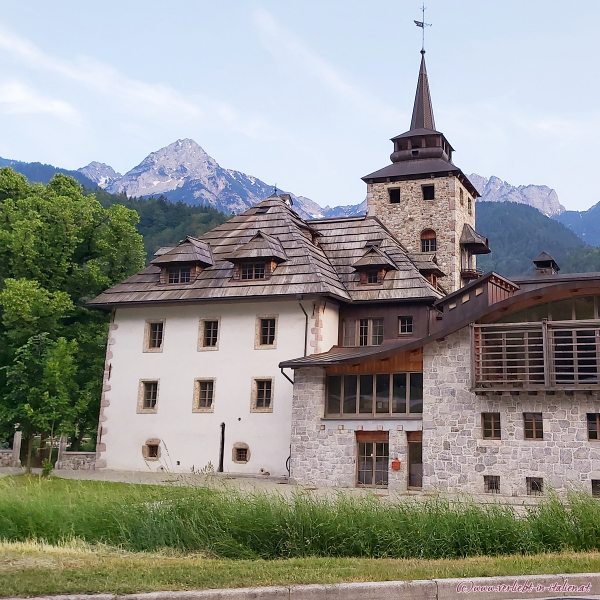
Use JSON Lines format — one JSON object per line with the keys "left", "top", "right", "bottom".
{"left": 1, "top": 477, "right": 599, "bottom": 559}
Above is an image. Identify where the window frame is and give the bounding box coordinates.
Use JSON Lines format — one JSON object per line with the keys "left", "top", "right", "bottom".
{"left": 193, "top": 378, "right": 215, "bottom": 413}
{"left": 358, "top": 317, "right": 384, "bottom": 347}
{"left": 143, "top": 320, "right": 165, "bottom": 353}
{"left": 137, "top": 379, "right": 159, "bottom": 414}
{"left": 526, "top": 476, "right": 544, "bottom": 496}
{"left": 251, "top": 378, "right": 274, "bottom": 413}
{"left": 481, "top": 412, "right": 501, "bottom": 440}
{"left": 398, "top": 316, "right": 414, "bottom": 335}
{"left": 167, "top": 265, "right": 192, "bottom": 284}
{"left": 198, "top": 318, "right": 220, "bottom": 351}
{"left": 484, "top": 475, "right": 500, "bottom": 494}
{"left": 240, "top": 262, "right": 267, "bottom": 281}
{"left": 255, "top": 316, "right": 278, "bottom": 349}
{"left": 420, "top": 229, "right": 437, "bottom": 253}
{"left": 523, "top": 412, "right": 544, "bottom": 440}
{"left": 587, "top": 413, "right": 600, "bottom": 441}
{"left": 325, "top": 372, "right": 423, "bottom": 418}
{"left": 232, "top": 442, "right": 250, "bottom": 464}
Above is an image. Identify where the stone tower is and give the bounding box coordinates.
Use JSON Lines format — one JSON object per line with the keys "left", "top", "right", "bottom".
{"left": 363, "top": 51, "right": 489, "bottom": 293}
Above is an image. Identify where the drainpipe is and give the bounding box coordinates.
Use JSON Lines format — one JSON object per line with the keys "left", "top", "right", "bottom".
{"left": 298, "top": 300, "right": 309, "bottom": 356}
{"left": 218, "top": 422, "right": 225, "bottom": 473}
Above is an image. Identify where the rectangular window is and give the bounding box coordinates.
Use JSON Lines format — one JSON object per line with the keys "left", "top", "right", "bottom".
{"left": 253, "top": 379, "right": 273, "bottom": 411}
{"left": 398, "top": 316, "right": 413, "bottom": 335}
{"left": 592, "top": 480, "right": 600, "bottom": 498}
{"left": 168, "top": 266, "right": 191, "bottom": 284}
{"left": 144, "top": 320, "right": 164, "bottom": 352}
{"left": 482, "top": 412, "right": 501, "bottom": 439}
{"left": 527, "top": 477, "right": 543, "bottom": 496}
{"left": 201, "top": 320, "right": 219, "bottom": 348}
{"left": 366, "top": 270, "right": 379, "bottom": 284}
{"left": 523, "top": 412, "right": 543, "bottom": 439}
{"left": 587, "top": 413, "right": 600, "bottom": 440}
{"left": 235, "top": 447, "right": 248, "bottom": 462}
{"left": 421, "top": 238, "right": 437, "bottom": 252}
{"left": 422, "top": 184, "right": 435, "bottom": 200}
{"left": 484, "top": 475, "right": 500, "bottom": 494}
{"left": 258, "top": 317, "right": 276, "bottom": 346}
{"left": 325, "top": 373, "right": 422, "bottom": 417}
{"left": 194, "top": 379, "right": 214, "bottom": 411}
{"left": 138, "top": 380, "right": 159, "bottom": 413}
{"left": 358, "top": 318, "right": 384, "bottom": 346}
{"left": 388, "top": 188, "right": 401, "bottom": 204}
{"left": 241, "top": 262, "right": 266, "bottom": 280}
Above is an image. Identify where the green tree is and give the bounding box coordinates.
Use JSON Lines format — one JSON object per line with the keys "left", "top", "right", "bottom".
{"left": 1, "top": 334, "right": 78, "bottom": 471}
{"left": 0, "top": 168, "right": 145, "bottom": 451}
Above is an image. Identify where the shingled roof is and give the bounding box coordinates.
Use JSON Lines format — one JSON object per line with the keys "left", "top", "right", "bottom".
{"left": 89, "top": 195, "right": 441, "bottom": 308}
{"left": 150, "top": 236, "right": 214, "bottom": 266}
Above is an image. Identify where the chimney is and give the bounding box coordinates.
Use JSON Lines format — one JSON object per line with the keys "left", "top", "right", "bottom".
{"left": 532, "top": 251, "right": 560, "bottom": 276}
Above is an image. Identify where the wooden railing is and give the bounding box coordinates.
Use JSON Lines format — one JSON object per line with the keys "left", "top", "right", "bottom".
{"left": 472, "top": 320, "right": 600, "bottom": 391}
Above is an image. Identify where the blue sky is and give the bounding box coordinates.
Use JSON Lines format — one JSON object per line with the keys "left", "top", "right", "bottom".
{"left": 0, "top": 1, "right": 598, "bottom": 210}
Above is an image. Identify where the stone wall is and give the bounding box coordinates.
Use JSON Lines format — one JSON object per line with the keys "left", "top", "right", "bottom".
{"left": 55, "top": 452, "right": 96, "bottom": 470}
{"left": 423, "top": 327, "right": 600, "bottom": 496}
{"left": 367, "top": 176, "right": 476, "bottom": 292}
{"left": 290, "top": 367, "right": 419, "bottom": 492}
{"left": 0, "top": 451, "right": 15, "bottom": 467}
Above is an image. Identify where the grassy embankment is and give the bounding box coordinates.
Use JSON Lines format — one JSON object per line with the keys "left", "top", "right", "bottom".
{"left": 1, "top": 476, "right": 600, "bottom": 596}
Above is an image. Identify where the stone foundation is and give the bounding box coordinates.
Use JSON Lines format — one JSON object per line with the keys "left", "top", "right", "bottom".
{"left": 55, "top": 452, "right": 96, "bottom": 470}
{"left": 423, "top": 328, "right": 600, "bottom": 496}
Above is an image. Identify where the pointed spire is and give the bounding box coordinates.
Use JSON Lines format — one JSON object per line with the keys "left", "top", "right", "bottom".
{"left": 410, "top": 52, "right": 436, "bottom": 131}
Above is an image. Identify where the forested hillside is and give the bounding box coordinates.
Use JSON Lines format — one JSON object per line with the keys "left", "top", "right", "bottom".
{"left": 93, "top": 189, "right": 228, "bottom": 260}
{"left": 476, "top": 202, "right": 600, "bottom": 276}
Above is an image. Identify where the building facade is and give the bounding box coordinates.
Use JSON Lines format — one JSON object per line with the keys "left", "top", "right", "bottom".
{"left": 91, "top": 51, "right": 600, "bottom": 497}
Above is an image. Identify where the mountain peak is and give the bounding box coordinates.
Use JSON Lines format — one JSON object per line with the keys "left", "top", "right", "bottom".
{"left": 469, "top": 173, "right": 565, "bottom": 217}
{"left": 78, "top": 161, "right": 122, "bottom": 189}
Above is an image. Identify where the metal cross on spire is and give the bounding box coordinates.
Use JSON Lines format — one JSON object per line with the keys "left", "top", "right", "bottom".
{"left": 414, "top": 3, "right": 432, "bottom": 54}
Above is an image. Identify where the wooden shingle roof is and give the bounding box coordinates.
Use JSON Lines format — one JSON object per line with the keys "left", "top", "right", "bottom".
{"left": 150, "top": 236, "right": 214, "bottom": 266}
{"left": 89, "top": 195, "right": 442, "bottom": 308}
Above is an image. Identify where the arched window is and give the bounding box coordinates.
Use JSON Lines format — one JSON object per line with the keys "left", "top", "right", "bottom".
{"left": 421, "top": 229, "right": 437, "bottom": 252}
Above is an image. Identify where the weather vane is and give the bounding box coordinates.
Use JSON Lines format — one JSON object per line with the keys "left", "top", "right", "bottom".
{"left": 414, "top": 3, "right": 432, "bottom": 53}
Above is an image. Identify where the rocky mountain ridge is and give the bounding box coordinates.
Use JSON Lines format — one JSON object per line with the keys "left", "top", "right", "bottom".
{"left": 469, "top": 174, "right": 565, "bottom": 217}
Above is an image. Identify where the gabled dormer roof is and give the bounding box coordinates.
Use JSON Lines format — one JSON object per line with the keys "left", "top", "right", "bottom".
{"left": 150, "top": 236, "right": 214, "bottom": 266}
{"left": 353, "top": 246, "right": 397, "bottom": 270}
{"left": 228, "top": 230, "right": 288, "bottom": 263}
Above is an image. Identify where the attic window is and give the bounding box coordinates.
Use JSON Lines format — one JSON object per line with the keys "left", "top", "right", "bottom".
{"left": 364, "top": 239, "right": 382, "bottom": 248}
{"left": 366, "top": 270, "right": 379, "bottom": 284}
{"left": 241, "top": 262, "right": 266, "bottom": 280}
{"left": 255, "top": 207, "right": 270, "bottom": 214}
{"left": 168, "top": 266, "right": 191, "bottom": 283}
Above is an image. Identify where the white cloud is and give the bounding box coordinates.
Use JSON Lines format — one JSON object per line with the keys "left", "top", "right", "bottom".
{"left": 253, "top": 8, "right": 403, "bottom": 125}
{"left": 0, "top": 80, "right": 81, "bottom": 124}
{"left": 0, "top": 23, "right": 281, "bottom": 141}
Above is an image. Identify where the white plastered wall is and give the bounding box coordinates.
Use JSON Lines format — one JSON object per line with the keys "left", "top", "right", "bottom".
{"left": 100, "top": 297, "right": 340, "bottom": 475}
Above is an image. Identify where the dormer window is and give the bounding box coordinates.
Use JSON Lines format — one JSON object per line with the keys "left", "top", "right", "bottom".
{"left": 168, "top": 266, "right": 191, "bottom": 284}
{"left": 151, "top": 235, "right": 214, "bottom": 285}
{"left": 228, "top": 230, "right": 287, "bottom": 282}
{"left": 366, "top": 270, "right": 379, "bottom": 284}
{"left": 241, "top": 262, "right": 266, "bottom": 280}
{"left": 354, "top": 245, "right": 397, "bottom": 286}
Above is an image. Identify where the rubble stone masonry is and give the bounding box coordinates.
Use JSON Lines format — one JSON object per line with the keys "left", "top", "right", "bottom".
{"left": 423, "top": 327, "right": 600, "bottom": 496}
{"left": 367, "top": 176, "right": 476, "bottom": 292}
{"left": 290, "top": 367, "right": 421, "bottom": 492}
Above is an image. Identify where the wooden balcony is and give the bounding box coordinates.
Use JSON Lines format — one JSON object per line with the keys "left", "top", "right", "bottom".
{"left": 472, "top": 320, "right": 600, "bottom": 391}
{"left": 461, "top": 267, "right": 483, "bottom": 281}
